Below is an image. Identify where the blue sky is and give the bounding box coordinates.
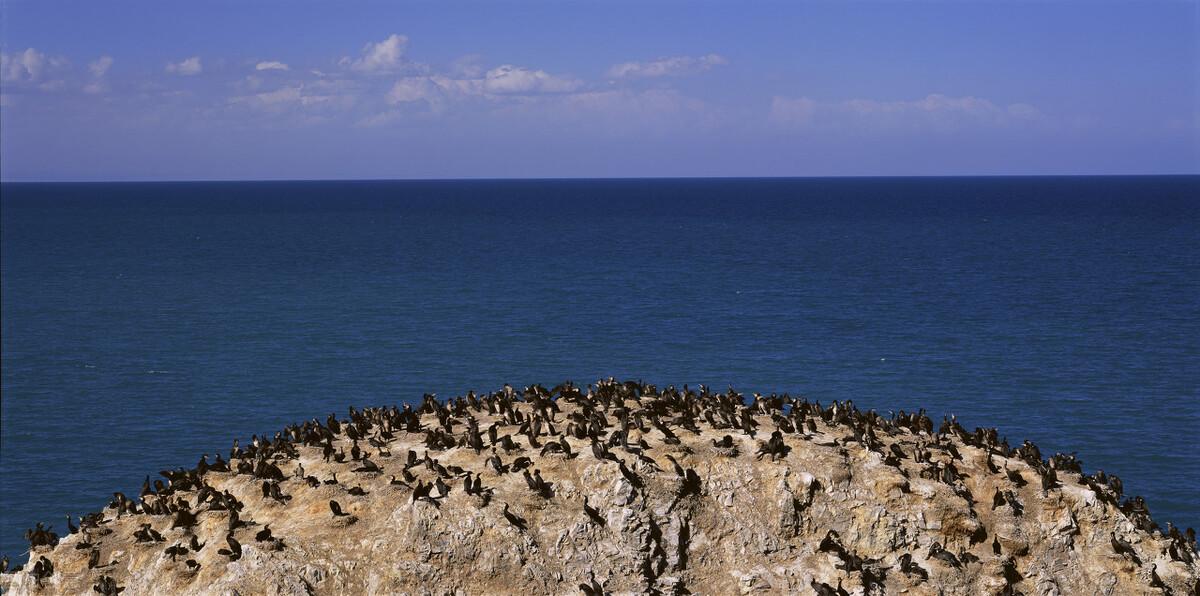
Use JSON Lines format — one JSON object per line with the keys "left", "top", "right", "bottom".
{"left": 1, "top": 1, "right": 1196, "bottom": 180}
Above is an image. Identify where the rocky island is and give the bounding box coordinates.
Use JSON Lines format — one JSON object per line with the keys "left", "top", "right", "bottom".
{"left": 2, "top": 379, "right": 1196, "bottom": 595}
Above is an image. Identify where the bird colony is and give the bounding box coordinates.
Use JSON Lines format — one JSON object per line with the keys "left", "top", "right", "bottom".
{"left": 2, "top": 379, "right": 1196, "bottom": 595}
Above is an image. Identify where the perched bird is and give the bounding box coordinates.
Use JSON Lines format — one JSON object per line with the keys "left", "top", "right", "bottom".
{"left": 927, "top": 542, "right": 962, "bottom": 569}
{"left": 1111, "top": 532, "right": 1142, "bottom": 566}
{"left": 898, "top": 552, "right": 929, "bottom": 581}
{"left": 216, "top": 533, "right": 242, "bottom": 561}
{"left": 93, "top": 574, "right": 124, "bottom": 595}
{"left": 164, "top": 543, "right": 189, "bottom": 561}
{"left": 330, "top": 500, "right": 348, "bottom": 517}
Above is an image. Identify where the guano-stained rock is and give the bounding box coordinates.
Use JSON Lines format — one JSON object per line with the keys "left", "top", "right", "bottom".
{"left": 1, "top": 379, "right": 1196, "bottom": 595}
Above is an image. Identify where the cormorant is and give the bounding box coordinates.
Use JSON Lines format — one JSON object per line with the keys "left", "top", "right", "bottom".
{"left": 329, "top": 500, "right": 348, "bottom": 517}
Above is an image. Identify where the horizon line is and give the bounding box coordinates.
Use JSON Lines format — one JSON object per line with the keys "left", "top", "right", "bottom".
{"left": 3, "top": 173, "right": 1198, "bottom": 185}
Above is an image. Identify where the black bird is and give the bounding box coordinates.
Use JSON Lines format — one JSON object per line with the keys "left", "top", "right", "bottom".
{"left": 818, "top": 530, "right": 845, "bottom": 556}
{"left": 133, "top": 523, "right": 164, "bottom": 543}
{"left": 1041, "top": 466, "right": 1059, "bottom": 494}
{"left": 992, "top": 535, "right": 1002, "bottom": 556}
{"left": 583, "top": 496, "right": 605, "bottom": 526}
{"left": 712, "top": 435, "right": 734, "bottom": 449}
{"left": 348, "top": 486, "right": 368, "bottom": 496}
{"left": 185, "top": 559, "right": 201, "bottom": 572}
{"left": 1149, "top": 563, "right": 1171, "bottom": 594}
{"left": 591, "top": 440, "right": 613, "bottom": 462}
{"left": 992, "top": 488, "right": 1006, "bottom": 510}
{"left": 969, "top": 524, "right": 988, "bottom": 546}
{"left": 927, "top": 542, "right": 962, "bottom": 568}
{"left": 255, "top": 525, "right": 273, "bottom": 542}
{"left": 412, "top": 480, "right": 431, "bottom": 502}
{"left": 66, "top": 514, "right": 78, "bottom": 534}
{"left": 171, "top": 508, "right": 198, "bottom": 529}
{"left": 1001, "top": 557, "right": 1022, "bottom": 586}
{"left": 510, "top": 456, "right": 534, "bottom": 473}
{"left": 227, "top": 508, "right": 243, "bottom": 531}
{"left": 502, "top": 504, "right": 527, "bottom": 532}
{"left": 1110, "top": 532, "right": 1142, "bottom": 565}
{"left": 164, "top": 543, "right": 188, "bottom": 561}
{"left": 329, "top": 500, "right": 348, "bottom": 517}
{"left": 93, "top": 574, "right": 124, "bottom": 595}
{"left": 189, "top": 534, "right": 205, "bottom": 552}
{"left": 30, "top": 556, "right": 53, "bottom": 585}
{"left": 1004, "top": 490, "right": 1024, "bottom": 516}
{"left": 216, "top": 533, "right": 242, "bottom": 561}
{"left": 810, "top": 578, "right": 848, "bottom": 596}
{"left": 898, "top": 553, "right": 929, "bottom": 581}
{"left": 87, "top": 548, "right": 101, "bottom": 569}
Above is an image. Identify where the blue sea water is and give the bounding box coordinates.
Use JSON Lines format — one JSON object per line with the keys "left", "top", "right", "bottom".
{"left": 1, "top": 176, "right": 1197, "bottom": 559}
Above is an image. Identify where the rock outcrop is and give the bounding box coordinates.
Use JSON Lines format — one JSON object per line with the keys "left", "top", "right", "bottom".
{"left": 2, "top": 380, "right": 1196, "bottom": 595}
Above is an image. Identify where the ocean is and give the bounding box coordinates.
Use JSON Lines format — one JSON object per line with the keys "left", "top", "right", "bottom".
{"left": 1, "top": 176, "right": 1197, "bottom": 558}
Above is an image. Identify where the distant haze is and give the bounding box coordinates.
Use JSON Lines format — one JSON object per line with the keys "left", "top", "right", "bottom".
{"left": 0, "top": 2, "right": 1196, "bottom": 181}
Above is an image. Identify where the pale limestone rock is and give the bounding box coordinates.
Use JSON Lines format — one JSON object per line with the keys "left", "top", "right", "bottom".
{"left": 2, "top": 396, "right": 1196, "bottom": 596}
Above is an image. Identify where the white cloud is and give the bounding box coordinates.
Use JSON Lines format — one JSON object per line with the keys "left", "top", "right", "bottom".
{"left": 770, "top": 93, "right": 1043, "bottom": 131}
{"left": 387, "top": 77, "right": 445, "bottom": 104}
{"left": 385, "top": 65, "right": 578, "bottom": 107}
{"left": 483, "top": 65, "right": 579, "bottom": 95}
{"left": 230, "top": 83, "right": 355, "bottom": 113}
{"left": 255, "top": 61, "right": 289, "bottom": 72}
{"left": 166, "top": 56, "right": 202, "bottom": 76}
{"left": 607, "top": 54, "right": 727, "bottom": 79}
{"left": 88, "top": 55, "right": 114, "bottom": 78}
{"left": 343, "top": 34, "right": 409, "bottom": 73}
{"left": 1, "top": 48, "right": 67, "bottom": 83}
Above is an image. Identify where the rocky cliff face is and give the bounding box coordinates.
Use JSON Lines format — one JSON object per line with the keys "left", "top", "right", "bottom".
{"left": 2, "top": 380, "right": 1197, "bottom": 595}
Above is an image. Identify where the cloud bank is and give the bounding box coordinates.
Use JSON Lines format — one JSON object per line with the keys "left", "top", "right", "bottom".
{"left": 607, "top": 54, "right": 728, "bottom": 79}
{"left": 770, "top": 94, "right": 1042, "bottom": 132}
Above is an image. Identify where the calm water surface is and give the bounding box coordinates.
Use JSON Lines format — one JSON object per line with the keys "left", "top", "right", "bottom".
{"left": 1, "top": 177, "right": 1197, "bottom": 558}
